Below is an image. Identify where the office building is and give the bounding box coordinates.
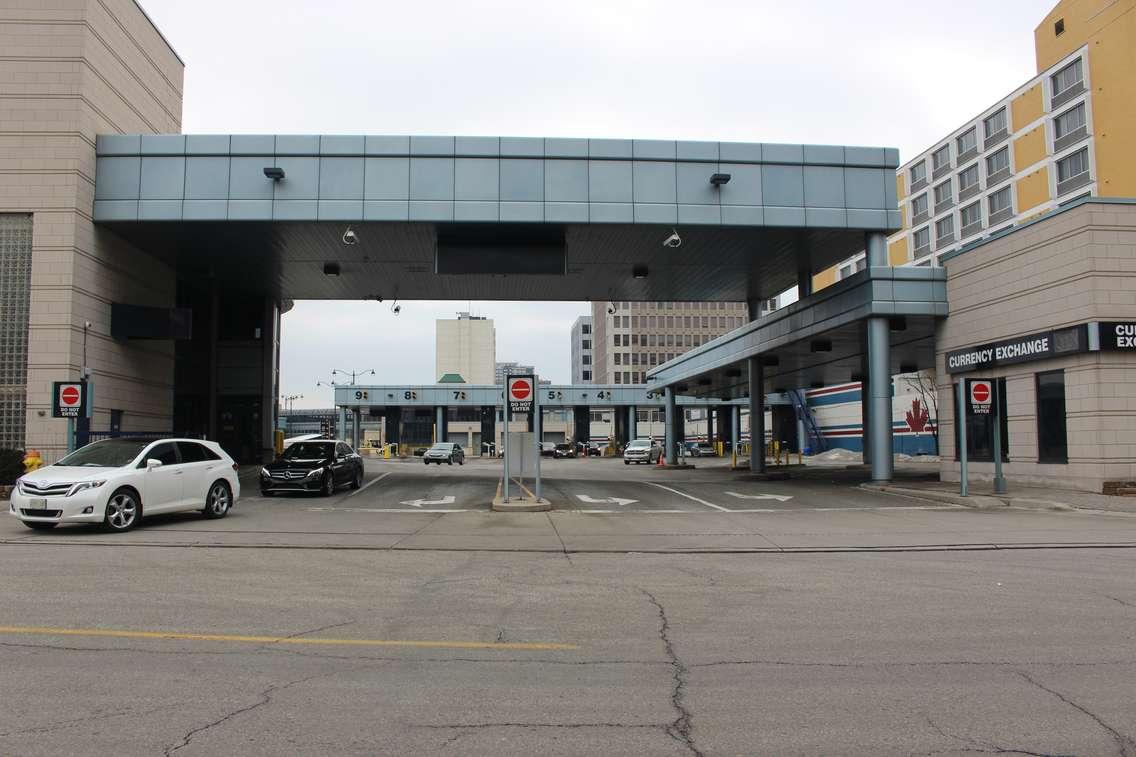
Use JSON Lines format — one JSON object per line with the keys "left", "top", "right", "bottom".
{"left": 436, "top": 313, "right": 496, "bottom": 384}
{"left": 590, "top": 301, "right": 748, "bottom": 385}
{"left": 570, "top": 316, "right": 593, "bottom": 383}
{"left": 495, "top": 361, "right": 536, "bottom": 384}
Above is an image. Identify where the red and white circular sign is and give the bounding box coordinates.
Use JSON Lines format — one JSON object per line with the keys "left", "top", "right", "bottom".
{"left": 59, "top": 385, "right": 82, "bottom": 407}
{"left": 508, "top": 377, "right": 532, "bottom": 401}
{"left": 970, "top": 381, "right": 991, "bottom": 405}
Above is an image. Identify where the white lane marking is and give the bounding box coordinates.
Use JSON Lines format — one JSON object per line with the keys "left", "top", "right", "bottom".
{"left": 343, "top": 471, "right": 392, "bottom": 499}
{"left": 400, "top": 495, "right": 457, "bottom": 508}
{"left": 572, "top": 509, "right": 688, "bottom": 514}
{"left": 725, "top": 491, "right": 793, "bottom": 502}
{"left": 307, "top": 507, "right": 467, "bottom": 513}
{"left": 644, "top": 482, "right": 729, "bottom": 511}
{"left": 576, "top": 494, "right": 638, "bottom": 507}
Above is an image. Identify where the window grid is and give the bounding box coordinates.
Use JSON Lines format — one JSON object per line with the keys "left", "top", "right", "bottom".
{"left": 0, "top": 214, "right": 33, "bottom": 450}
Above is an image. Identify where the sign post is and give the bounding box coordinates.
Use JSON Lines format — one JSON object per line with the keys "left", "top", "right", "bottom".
{"left": 504, "top": 374, "right": 535, "bottom": 503}
{"left": 957, "top": 381, "right": 968, "bottom": 497}
{"left": 991, "top": 381, "right": 1006, "bottom": 495}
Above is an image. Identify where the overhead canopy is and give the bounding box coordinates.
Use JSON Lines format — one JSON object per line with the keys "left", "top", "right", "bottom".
{"left": 93, "top": 134, "right": 901, "bottom": 302}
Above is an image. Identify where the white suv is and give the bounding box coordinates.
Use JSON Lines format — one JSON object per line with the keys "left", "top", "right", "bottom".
{"left": 10, "top": 437, "right": 240, "bottom": 533}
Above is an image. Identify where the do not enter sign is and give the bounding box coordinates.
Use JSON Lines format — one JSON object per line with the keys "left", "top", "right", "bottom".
{"left": 969, "top": 379, "right": 992, "bottom": 415}
{"left": 52, "top": 381, "right": 87, "bottom": 418}
{"left": 507, "top": 375, "right": 534, "bottom": 414}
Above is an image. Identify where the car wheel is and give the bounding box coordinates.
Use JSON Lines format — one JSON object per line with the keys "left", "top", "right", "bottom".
{"left": 22, "top": 521, "right": 56, "bottom": 531}
{"left": 350, "top": 469, "right": 363, "bottom": 490}
{"left": 424, "top": 460, "right": 430, "bottom": 465}
{"left": 624, "top": 460, "right": 630, "bottom": 465}
{"left": 260, "top": 489, "right": 274, "bottom": 497}
{"left": 202, "top": 481, "right": 232, "bottom": 519}
{"left": 104, "top": 489, "right": 140, "bottom": 532}
{"left": 458, "top": 458, "right": 463, "bottom": 466}
{"left": 448, "top": 458, "right": 453, "bottom": 465}
{"left": 322, "top": 471, "right": 335, "bottom": 497}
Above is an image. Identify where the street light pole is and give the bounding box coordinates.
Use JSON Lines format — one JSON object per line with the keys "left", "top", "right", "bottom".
{"left": 330, "top": 368, "right": 376, "bottom": 386}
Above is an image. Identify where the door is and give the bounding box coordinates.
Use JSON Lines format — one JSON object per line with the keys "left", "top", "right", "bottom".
{"left": 334, "top": 443, "right": 353, "bottom": 485}
{"left": 177, "top": 441, "right": 224, "bottom": 509}
{"left": 141, "top": 442, "right": 182, "bottom": 513}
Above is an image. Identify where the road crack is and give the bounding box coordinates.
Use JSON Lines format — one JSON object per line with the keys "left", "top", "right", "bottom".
{"left": 640, "top": 588, "right": 702, "bottom": 757}
{"left": 163, "top": 672, "right": 330, "bottom": 756}
{"left": 1016, "top": 671, "right": 1136, "bottom": 756}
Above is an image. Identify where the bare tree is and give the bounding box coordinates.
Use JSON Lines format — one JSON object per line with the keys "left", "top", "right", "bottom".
{"left": 902, "top": 370, "right": 939, "bottom": 453}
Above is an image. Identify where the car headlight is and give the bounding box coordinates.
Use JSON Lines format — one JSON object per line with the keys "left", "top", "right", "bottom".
{"left": 305, "top": 468, "right": 323, "bottom": 478}
{"left": 66, "top": 480, "right": 107, "bottom": 497}
{"left": 260, "top": 468, "right": 271, "bottom": 478}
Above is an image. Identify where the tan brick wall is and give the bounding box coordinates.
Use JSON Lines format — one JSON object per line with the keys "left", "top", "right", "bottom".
{"left": 936, "top": 202, "right": 1136, "bottom": 492}
{"left": 0, "top": 0, "right": 183, "bottom": 458}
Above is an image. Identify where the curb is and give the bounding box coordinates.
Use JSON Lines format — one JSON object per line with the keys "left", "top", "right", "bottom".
{"left": 492, "top": 497, "right": 551, "bottom": 512}
{"left": 861, "top": 484, "right": 1006, "bottom": 510}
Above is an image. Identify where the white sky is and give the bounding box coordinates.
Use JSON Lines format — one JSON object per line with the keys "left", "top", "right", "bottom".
{"left": 141, "top": 0, "right": 1053, "bottom": 408}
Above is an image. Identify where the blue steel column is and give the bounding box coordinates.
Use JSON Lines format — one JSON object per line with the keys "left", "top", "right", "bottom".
{"left": 435, "top": 406, "right": 445, "bottom": 443}
{"left": 664, "top": 388, "right": 677, "bottom": 465}
{"left": 748, "top": 357, "right": 765, "bottom": 473}
{"left": 865, "top": 232, "right": 893, "bottom": 482}
{"left": 628, "top": 405, "right": 637, "bottom": 441}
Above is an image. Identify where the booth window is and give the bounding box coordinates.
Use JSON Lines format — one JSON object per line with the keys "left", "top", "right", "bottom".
{"left": 1036, "top": 370, "right": 1068, "bottom": 463}
{"left": 954, "top": 378, "right": 1009, "bottom": 462}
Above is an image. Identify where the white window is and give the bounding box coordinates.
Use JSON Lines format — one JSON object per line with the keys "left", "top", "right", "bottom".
{"left": 956, "top": 128, "right": 978, "bottom": 155}
{"left": 910, "top": 161, "right": 927, "bottom": 185}
{"left": 935, "top": 216, "right": 954, "bottom": 241}
{"left": 983, "top": 108, "right": 1007, "bottom": 138}
{"left": 1054, "top": 103, "right": 1086, "bottom": 138}
{"left": 932, "top": 145, "right": 951, "bottom": 171}
{"left": 1056, "top": 147, "right": 1089, "bottom": 183}
{"left": 960, "top": 202, "right": 982, "bottom": 228}
{"left": 988, "top": 186, "right": 1012, "bottom": 216}
{"left": 1051, "top": 58, "right": 1083, "bottom": 97}
{"left": 911, "top": 193, "right": 928, "bottom": 217}
{"left": 913, "top": 226, "right": 930, "bottom": 251}
{"left": 958, "top": 164, "right": 979, "bottom": 191}
{"left": 933, "top": 180, "right": 953, "bottom": 206}
{"left": 986, "top": 147, "right": 1010, "bottom": 177}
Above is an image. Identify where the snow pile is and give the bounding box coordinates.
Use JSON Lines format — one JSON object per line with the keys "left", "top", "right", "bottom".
{"left": 810, "top": 448, "right": 862, "bottom": 463}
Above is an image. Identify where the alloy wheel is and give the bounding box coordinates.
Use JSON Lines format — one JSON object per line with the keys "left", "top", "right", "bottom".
{"left": 206, "top": 482, "right": 231, "bottom": 517}
{"left": 106, "top": 492, "right": 138, "bottom": 531}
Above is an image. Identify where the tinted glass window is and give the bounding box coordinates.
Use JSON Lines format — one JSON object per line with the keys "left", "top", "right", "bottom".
{"left": 177, "top": 442, "right": 207, "bottom": 463}
{"left": 283, "top": 442, "right": 334, "bottom": 460}
{"left": 148, "top": 442, "right": 180, "bottom": 466}
{"left": 1036, "top": 370, "right": 1068, "bottom": 463}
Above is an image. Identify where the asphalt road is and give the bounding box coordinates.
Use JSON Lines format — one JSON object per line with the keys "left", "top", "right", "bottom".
{"left": 1, "top": 544, "right": 1134, "bottom": 755}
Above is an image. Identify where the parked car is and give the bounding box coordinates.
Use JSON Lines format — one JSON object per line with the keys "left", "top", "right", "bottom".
{"left": 623, "top": 438, "right": 662, "bottom": 465}
{"left": 689, "top": 442, "right": 717, "bottom": 457}
{"left": 261, "top": 439, "right": 363, "bottom": 496}
{"left": 553, "top": 443, "right": 574, "bottom": 459}
{"left": 11, "top": 437, "right": 240, "bottom": 533}
{"left": 587, "top": 442, "right": 604, "bottom": 457}
{"left": 539, "top": 441, "right": 557, "bottom": 457}
{"left": 424, "top": 442, "right": 464, "bottom": 465}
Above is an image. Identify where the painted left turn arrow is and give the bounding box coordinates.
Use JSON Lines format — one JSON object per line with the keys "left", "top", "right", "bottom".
{"left": 576, "top": 494, "right": 638, "bottom": 507}
{"left": 724, "top": 491, "right": 793, "bottom": 502}
{"left": 400, "top": 495, "right": 456, "bottom": 508}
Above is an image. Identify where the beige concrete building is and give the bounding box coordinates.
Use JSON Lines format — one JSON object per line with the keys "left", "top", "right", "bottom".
{"left": 591, "top": 300, "right": 748, "bottom": 385}
{"left": 936, "top": 199, "right": 1136, "bottom": 493}
{"left": 0, "top": 0, "right": 184, "bottom": 458}
{"left": 435, "top": 313, "right": 495, "bottom": 384}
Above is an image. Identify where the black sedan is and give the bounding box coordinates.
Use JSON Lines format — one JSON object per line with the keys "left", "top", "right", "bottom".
{"left": 260, "top": 440, "right": 363, "bottom": 496}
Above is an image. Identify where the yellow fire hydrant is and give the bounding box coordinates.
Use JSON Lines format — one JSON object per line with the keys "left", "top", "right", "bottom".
{"left": 23, "top": 449, "right": 43, "bottom": 474}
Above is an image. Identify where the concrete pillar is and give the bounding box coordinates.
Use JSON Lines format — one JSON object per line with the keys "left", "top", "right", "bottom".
{"left": 748, "top": 357, "right": 765, "bottom": 473}
{"left": 480, "top": 406, "right": 495, "bottom": 455}
{"left": 338, "top": 407, "right": 348, "bottom": 441}
{"left": 732, "top": 405, "right": 740, "bottom": 452}
{"left": 798, "top": 258, "right": 812, "bottom": 299}
{"left": 628, "top": 405, "right": 637, "bottom": 442}
{"left": 435, "top": 406, "right": 445, "bottom": 443}
{"left": 352, "top": 408, "right": 361, "bottom": 450}
{"left": 860, "top": 353, "right": 871, "bottom": 465}
{"left": 664, "top": 388, "right": 677, "bottom": 465}
{"left": 746, "top": 299, "right": 763, "bottom": 322}
{"left": 865, "top": 231, "right": 892, "bottom": 482}
{"left": 706, "top": 408, "right": 714, "bottom": 446}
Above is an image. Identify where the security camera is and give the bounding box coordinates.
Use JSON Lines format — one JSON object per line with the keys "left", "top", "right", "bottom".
{"left": 607, "top": 302, "right": 616, "bottom": 315}
{"left": 662, "top": 230, "right": 682, "bottom": 248}
{"left": 83, "top": 320, "right": 92, "bottom": 329}
{"left": 392, "top": 304, "right": 401, "bottom": 315}
{"left": 342, "top": 228, "right": 358, "bottom": 245}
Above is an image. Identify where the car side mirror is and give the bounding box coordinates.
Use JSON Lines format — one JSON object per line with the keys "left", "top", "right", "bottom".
{"left": 146, "top": 459, "right": 162, "bottom": 470}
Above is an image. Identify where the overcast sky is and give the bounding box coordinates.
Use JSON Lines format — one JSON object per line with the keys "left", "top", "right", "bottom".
{"left": 142, "top": 0, "right": 1051, "bottom": 408}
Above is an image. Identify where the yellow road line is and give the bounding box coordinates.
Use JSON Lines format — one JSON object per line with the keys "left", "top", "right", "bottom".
{"left": 512, "top": 477, "right": 536, "bottom": 499}
{"left": 0, "top": 626, "right": 577, "bottom": 651}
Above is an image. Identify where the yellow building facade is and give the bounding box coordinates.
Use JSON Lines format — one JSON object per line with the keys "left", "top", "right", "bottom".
{"left": 816, "top": 0, "right": 1134, "bottom": 282}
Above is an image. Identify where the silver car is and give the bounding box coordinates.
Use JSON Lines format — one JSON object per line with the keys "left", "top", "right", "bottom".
{"left": 623, "top": 439, "right": 661, "bottom": 465}
{"left": 424, "top": 443, "right": 464, "bottom": 466}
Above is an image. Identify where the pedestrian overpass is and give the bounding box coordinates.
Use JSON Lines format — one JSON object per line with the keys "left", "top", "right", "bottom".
{"left": 92, "top": 133, "right": 944, "bottom": 480}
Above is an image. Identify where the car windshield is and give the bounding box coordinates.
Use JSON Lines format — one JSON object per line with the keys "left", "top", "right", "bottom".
{"left": 430, "top": 444, "right": 451, "bottom": 451}
{"left": 628, "top": 440, "right": 650, "bottom": 449}
{"left": 54, "top": 438, "right": 156, "bottom": 467}
{"left": 282, "top": 442, "right": 334, "bottom": 460}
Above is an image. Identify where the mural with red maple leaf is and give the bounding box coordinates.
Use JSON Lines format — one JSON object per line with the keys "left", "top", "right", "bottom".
{"left": 905, "top": 398, "right": 931, "bottom": 434}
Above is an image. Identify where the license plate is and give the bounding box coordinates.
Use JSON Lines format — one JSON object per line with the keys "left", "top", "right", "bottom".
{"left": 28, "top": 498, "right": 48, "bottom": 510}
